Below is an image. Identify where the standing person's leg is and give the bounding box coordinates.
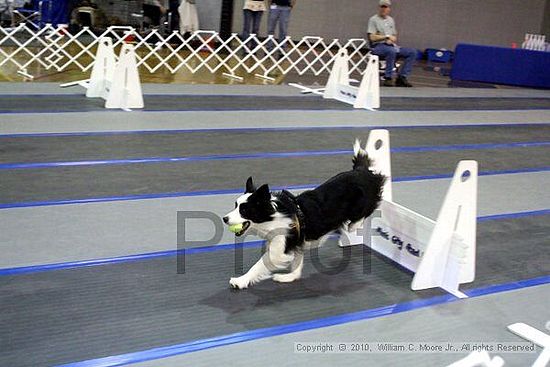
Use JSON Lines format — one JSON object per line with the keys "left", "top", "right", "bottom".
{"left": 371, "top": 43, "right": 398, "bottom": 82}
{"left": 251, "top": 10, "right": 262, "bottom": 35}
{"left": 266, "top": 8, "right": 280, "bottom": 52}
{"left": 242, "top": 9, "right": 252, "bottom": 39}
{"left": 277, "top": 6, "right": 291, "bottom": 55}
{"left": 250, "top": 10, "right": 263, "bottom": 50}
{"left": 278, "top": 7, "right": 291, "bottom": 43}
{"left": 169, "top": 0, "right": 180, "bottom": 32}
{"left": 242, "top": 9, "right": 253, "bottom": 54}
{"left": 395, "top": 47, "right": 416, "bottom": 87}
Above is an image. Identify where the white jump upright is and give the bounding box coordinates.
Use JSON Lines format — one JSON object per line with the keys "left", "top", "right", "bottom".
{"left": 343, "top": 129, "right": 478, "bottom": 298}
{"left": 105, "top": 43, "right": 144, "bottom": 110}
{"left": 60, "top": 37, "right": 143, "bottom": 111}
{"left": 323, "top": 48, "right": 350, "bottom": 99}
{"left": 290, "top": 48, "right": 380, "bottom": 110}
{"left": 86, "top": 37, "right": 116, "bottom": 99}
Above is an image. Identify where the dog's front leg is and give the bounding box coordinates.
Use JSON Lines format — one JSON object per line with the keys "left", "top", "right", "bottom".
{"left": 230, "top": 236, "right": 293, "bottom": 289}
{"left": 229, "top": 256, "right": 272, "bottom": 289}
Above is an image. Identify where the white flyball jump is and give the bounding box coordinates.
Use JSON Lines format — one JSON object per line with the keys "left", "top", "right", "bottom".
{"left": 444, "top": 322, "right": 550, "bottom": 366}
{"left": 290, "top": 48, "right": 380, "bottom": 110}
{"left": 61, "top": 37, "right": 144, "bottom": 111}
{"left": 342, "top": 130, "right": 478, "bottom": 299}
{"left": 508, "top": 323, "right": 550, "bottom": 367}
{"left": 446, "top": 351, "right": 504, "bottom": 367}
{"left": 324, "top": 48, "right": 380, "bottom": 110}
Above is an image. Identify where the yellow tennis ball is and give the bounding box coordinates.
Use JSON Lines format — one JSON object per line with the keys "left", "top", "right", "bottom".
{"left": 228, "top": 223, "right": 243, "bottom": 233}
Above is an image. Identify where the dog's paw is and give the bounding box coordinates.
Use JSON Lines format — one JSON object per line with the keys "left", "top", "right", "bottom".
{"left": 229, "top": 276, "right": 249, "bottom": 289}
{"left": 273, "top": 273, "right": 299, "bottom": 283}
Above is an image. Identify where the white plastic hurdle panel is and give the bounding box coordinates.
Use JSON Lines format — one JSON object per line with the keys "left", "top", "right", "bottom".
{"left": 342, "top": 130, "right": 478, "bottom": 298}
{"left": 61, "top": 37, "right": 143, "bottom": 111}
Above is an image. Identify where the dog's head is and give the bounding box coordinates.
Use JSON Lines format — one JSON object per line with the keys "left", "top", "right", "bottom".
{"left": 223, "top": 177, "right": 275, "bottom": 236}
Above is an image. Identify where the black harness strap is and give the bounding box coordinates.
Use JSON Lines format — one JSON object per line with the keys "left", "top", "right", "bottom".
{"left": 281, "top": 190, "right": 306, "bottom": 242}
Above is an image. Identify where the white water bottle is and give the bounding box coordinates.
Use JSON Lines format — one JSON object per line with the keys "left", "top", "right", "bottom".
{"left": 521, "top": 33, "right": 529, "bottom": 50}
{"left": 537, "top": 35, "right": 546, "bottom": 51}
{"left": 536, "top": 35, "right": 542, "bottom": 50}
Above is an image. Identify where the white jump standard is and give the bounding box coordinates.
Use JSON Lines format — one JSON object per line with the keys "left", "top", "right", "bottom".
{"left": 342, "top": 129, "right": 478, "bottom": 299}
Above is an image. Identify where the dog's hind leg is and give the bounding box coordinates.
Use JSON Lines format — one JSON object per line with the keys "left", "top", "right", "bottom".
{"left": 273, "top": 251, "right": 304, "bottom": 283}
{"left": 338, "top": 219, "right": 364, "bottom": 247}
{"left": 348, "top": 218, "right": 365, "bottom": 233}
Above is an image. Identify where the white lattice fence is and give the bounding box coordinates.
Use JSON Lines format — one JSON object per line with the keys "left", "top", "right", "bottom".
{"left": 0, "top": 25, "right": 372, "bottom": 80}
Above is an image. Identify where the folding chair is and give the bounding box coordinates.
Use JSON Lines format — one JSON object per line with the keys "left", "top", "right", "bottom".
{"left": 12, "top": 0, "right": 50, "bottom": 29}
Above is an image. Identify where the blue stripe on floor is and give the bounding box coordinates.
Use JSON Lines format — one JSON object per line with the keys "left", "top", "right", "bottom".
{"left": 1, "top": 141, "right": 548, "bottom": 170}
{"left": 54, "top": 274, "right": 550, "bottom": 367}
{"left": 1, "top": 93, "right": 548, "bottom": 99}
{"left": 0, "top": 240, "right": 266, "bottom": 276}
{"left": 0, "top": 93, "right": 549, "bottom": 99}
{"left": 477, "top": 209, "right": 550, "bottom": 222}
{"left": 1, "top": 123, "right": 549, "bottom": 138}
{"left": 1, "top": 209, "right": 547, "bottom": 277}
{"left": 1, "top": 166, "right": 548, "bottom": 210}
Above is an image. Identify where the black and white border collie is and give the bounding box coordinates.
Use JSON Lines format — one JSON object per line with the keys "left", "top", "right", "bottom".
{"left": 223, "top": 140, "right": 385, "bottom": 289}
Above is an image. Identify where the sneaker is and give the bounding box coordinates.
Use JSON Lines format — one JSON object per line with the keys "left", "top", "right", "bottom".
{"left": 382, "top": 78, "right": 394, "bottom": 87}
{"left": 395, "top": 76, "right": 413, "bottom": 87}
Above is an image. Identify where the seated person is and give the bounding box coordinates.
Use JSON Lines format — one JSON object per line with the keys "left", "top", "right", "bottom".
{"left": 145, "top": 0, "right": 167, "bottom": 13}
{"left": 0, "top": 0, "right": 10, "bottom": 26}
{"left": 143, "top": 0, "right": 167, "bottom": 26}
{"left": 368, "top": 0, "right": 416, "bottom": 87}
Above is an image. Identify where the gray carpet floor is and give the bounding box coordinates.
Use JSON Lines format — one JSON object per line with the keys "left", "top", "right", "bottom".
{"left": 0, "top": 215, "right": 547, "bottom": 367}
{"left": 0, "top": 95, "right": 549, "bottom": 113}
{"left": 1, "top": 125, "right": 549, "bottom": 164}
{"left": 0, "top": 146, "right": 548, "bottom": 204}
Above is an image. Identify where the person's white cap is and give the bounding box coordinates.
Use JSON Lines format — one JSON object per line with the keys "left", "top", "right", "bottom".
{"left": 379, "top": 0, "right": 391, "bottom": 6}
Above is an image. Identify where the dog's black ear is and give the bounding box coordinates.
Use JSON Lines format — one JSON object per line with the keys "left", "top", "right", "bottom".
{"left": 256, "top": 184, "right": 270, "bottom": 200}
{"left": 245, "top": 177, "right": 255, "bottom": 193}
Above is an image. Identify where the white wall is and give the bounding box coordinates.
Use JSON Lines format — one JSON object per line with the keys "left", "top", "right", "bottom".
{"left": 542, "top": 0, "right": 550, "bottom": 37}
{"left": 231, "top": 0, "right": 547, "bottom": 50}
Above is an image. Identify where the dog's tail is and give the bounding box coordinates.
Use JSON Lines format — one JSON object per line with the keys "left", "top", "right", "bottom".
{"left": 352, "top": 139, "right": 373, "bottom": 170}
